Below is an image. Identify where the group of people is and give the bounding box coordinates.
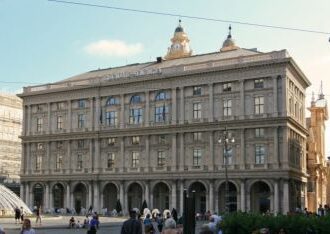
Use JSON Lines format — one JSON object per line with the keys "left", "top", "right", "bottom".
{"left": 14, "top": 206, "right": 25, "bottom": 224}
{"left": 68, "top": 212, "right": 100, "bottom": 233}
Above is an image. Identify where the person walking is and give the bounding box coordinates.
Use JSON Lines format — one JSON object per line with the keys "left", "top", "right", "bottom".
{"left": 21, "top": 219, "right": 36, "bottom": 234}
{"left": 121, "top": 209, "right": 142, "bottom": 234}
{"left": 14, "top": 207, "right": 21, "bottom": 224}
{"left": 20, "top": 207, "right": 25, "bottom": 224}
{"left": 35, "top": 207, "right": 42, "bottom": 225}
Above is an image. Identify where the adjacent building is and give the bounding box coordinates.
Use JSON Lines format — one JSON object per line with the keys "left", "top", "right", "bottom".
{"left": 18, "top": 23, "right": 311, "bottom": 215}
{"left": 306, "top": 88, "right": 328, "bottom": 212}
{"left": 0, "top": 93, "right": 22, "bottom": 194}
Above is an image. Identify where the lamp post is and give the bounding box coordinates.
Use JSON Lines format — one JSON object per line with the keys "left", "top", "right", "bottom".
{"left": 218, "top": 127, "right": 235, "bottom": 213}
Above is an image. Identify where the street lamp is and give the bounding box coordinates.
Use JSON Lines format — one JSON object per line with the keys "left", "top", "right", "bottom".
{"left": 218, "top": 127, "right": 235, "bottom": 213}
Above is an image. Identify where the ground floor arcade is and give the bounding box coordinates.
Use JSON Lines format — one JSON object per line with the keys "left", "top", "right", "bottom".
{"left": 20, "top": 178, "right": 307, "bottom": 215}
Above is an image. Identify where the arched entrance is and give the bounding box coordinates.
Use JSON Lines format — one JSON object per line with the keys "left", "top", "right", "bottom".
{"left": 189, "top": 182, "right": 207, "bottom": 214}
{"left": 52, "top": 183, "right": 64, "bottom": 209}
{"left": 33, "top": 183, "right": 44, "bottom": 208}
{"left": 218, "top": 182, "right": 238, "bottom": 213}
{"left": 153, "top": 182, "right": 170, "bottom": 210}
{"left": 250, "top": 181, "right": 271, "bottom": 213}
{"left": 127, "top": 183, "right": 142, "bottom": 210}
{"left": 103, "top": 183, "right": 118, "bottom": 211}
{"left": 73, "top": 183, "right": 87, "bottom": 214}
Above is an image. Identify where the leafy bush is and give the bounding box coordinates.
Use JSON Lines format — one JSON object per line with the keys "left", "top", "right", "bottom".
{"left": 220, "top": 212, "right": 330, "bottom": 234}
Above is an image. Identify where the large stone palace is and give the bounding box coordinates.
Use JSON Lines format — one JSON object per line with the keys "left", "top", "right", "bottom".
{"left": 18, "top": 23, "right": 313, "bottom": 215}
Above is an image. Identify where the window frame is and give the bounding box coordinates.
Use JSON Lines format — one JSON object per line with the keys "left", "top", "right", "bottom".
{"left": 255, "top": 144, "right": 265, "bottom": 164}
{"left": 132, "top": 151, "right": 139, "bottom": 167}
{"left": 254, "top": 79, "right": 264, "bottom": 89}
{"left": 193, "top": 86, "right": 202, "bottom": 96}
{"left": 107, "top": 152, "right": 115, "bottom": 169}
{"left": 193, "top": 103, "right": 202, "bottom": 119}
{"left": 193, "top": 148, "right": 202, "bottom": 166}
{"left": 105, "top": 111, "right": 118, "bottom": 126}
{"left": 223, "top": 99, "right": 232, "bottom": 117}
{"left": 157, "top": 151, "right": 166, "bottom": 167}
{"left": 37, "top": 118, "right": 43, "bottom": 132}
{"left": 254, "top": 96, "right": 264, "bottom": 115}
{"left": 78, "top": 114, "right": 85, "bottom": 128}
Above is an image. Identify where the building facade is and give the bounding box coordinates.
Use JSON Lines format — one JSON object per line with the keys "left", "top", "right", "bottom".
{"left": 0, "top": 93, "right": 22, "bottom": 186}
{"left": 306, "top": 90, "right": 328, "bottom": 212}
{"left": 19, "top": 24, "right": 311, "bottom": 215}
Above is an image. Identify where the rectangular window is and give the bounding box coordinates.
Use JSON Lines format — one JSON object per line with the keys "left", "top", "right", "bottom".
{"left": 107, "top": 153, "right": 115, "bottom": 169}
{"left": 193, "top": 103, "right": 202, "bottom": 119}
{"left": 155, "top": 105, "right": 169, "bottom": 122}
{"left": 223, "top": 99, "right": 232, "bottom": 116}
{"left": 37, "top": 143, "right": 44, "bottom": 150}
{"left": 132, "top": 152, "right": 139, "bottom": 167}
{"left": 78, "top": 140, "right": 84, "bottom": 149}
{"left": 193, "top": 132, "right": 202, "bottom": 141}
{"left": 57, "top": 116, "right": 63, "bottom": 130}
{"left": 193, "top": 149, "right": 202, "bottom": 166}
{"left": 132, "top": 136, "right": 140, "bottom": 144}
{"left": 158, "top": 135, "right": 166, "bottom": 144}
{"left": 36, "top": 155, "right": 42, "bottom": 170}
{"left": 56, "top": 102, "right": 65, "bottom": 110}
{"left": 223, "top": 148, "right": 233, "bottom": 165}
{"left": 254, "top": 79, "right": 264, "bottom": 88}
{"left": 223, "top": 83, "right": 232, "bottom": 92}
{"left": 105, "top": 111, "right": 118, "bottom": 126}
{"left": 56, "top": 154, "right": 62, "bottom": 169}
{"left": 77, "top": 154, "right": 83, "bottom": 169}
{"left": 255, "top": 128, "right": 265, "bottom": 137}
{"left": 193, "top": 86, "right": 202, "bottom": 96}
{"left": 254, "top": 96, "right": 264, "bottom": 114}
{"left": 108, "top": 137, "right": 116, "bottom": 145}
{"left": 255, "top": 144, "right": 265, "bottom": 164}
{"left": 129, "top": 108, "right": 143, "bottom": 124}
{"left": 157, "top": 151, "right": 166, "bottom": 167}
{"left": 56, "top": 141, "right": 63, "bottom": 149}
{"left": 78, "top": 99, "right": 85, "bottom": 108}
{"left": 37, "top": 118, "right": 43, "bottom": 132}
{"left": 78, "top": 114, "right": 85, "bottom": 128}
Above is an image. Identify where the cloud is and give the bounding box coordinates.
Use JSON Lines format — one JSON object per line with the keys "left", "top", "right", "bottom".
{"left": 84, "top": 39, "right": 143, "bottom": 57}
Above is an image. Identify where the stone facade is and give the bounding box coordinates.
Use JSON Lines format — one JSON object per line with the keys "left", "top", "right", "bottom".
{"left": 0, "top": 93, "right": 22, "bottom": 183}
{"left": 18, "top": 26, "right": 312, "bottom": 215}
{"left": 306, "top": 91, "right": 328, "bottom": 212}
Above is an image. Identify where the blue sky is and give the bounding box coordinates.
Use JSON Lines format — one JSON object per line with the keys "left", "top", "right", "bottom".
{"left": 1, "top": 0, "right": 330, "bottom": 151}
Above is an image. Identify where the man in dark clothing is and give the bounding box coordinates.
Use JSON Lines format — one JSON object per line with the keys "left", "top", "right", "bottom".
{"left": 121, "top": 209, "right": 142, "bottom": 234}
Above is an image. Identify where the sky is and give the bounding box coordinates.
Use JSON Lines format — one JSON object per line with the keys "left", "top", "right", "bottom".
{"left": 0, "top": 0, "right": 330, "bottom": 152}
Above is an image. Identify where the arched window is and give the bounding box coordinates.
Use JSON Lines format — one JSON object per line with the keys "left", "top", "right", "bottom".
{"left": 106, "top": 96, "right": 118, "bottom": 106}
{"left": 155, "top": 91, "right": 168, "bottom": 101}
{"left": 130, "top": 95, "right": 141, "bottom": 104}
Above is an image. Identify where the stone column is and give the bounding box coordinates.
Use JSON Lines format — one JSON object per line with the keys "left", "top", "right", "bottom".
{"left": 179, "top": 181, "right": 184, "bottom": 215}
{"left": 93, "top": 182, "right": 99, "bottom": 212}
{"left": 67, "top": 140, "right": 71, "bottom": 173}
{"left": 209, "top": 131, "right": 214, "bottom": 171}
{"left": 22, "top": 106, "right": 26, "bottom": 136}
{"left": 240, "top": 80, "right": 245, "bottom": 118}
{"left": 282, "top": 76, "right": 287, "bottom": 116}
{"left": 145, "top": 136, "right": 150, "bottom": 172}
{"left": 90, "top": 98, "right": 94, "bottom": 130}
{"left": 120, "top": 182, "right": 125, "bottom": 214}
{"left": 19, "top": 183, "right": 24, "bottom": 201}
{"left": 120, "top": 137, "right": 125, "bottom": 172}
{"left": 95, "top": 97, "right": 101, "bottom": 131}
{"left": 240, "top": 129, "right": 245, "bottom": 169}
{"left": 66, "top": 183, "right": 70, "bottom": 209}
{"left": 89, "top": 140, "right": 93, "bottom": 173}
{"left": 282, "top": 180, "right": 289, "bottom": 214}
{"left": 171, "top": 181, "right": 177, "bottom": 209}
{"left": 274, "top": 180, "right": 279, "bottom": 214}
{"left": 47, "top": 102, "right": 51, "bottom": 133}
{"left": 50, "top": 189, "right": 54, "bottom": 210}
{"left": 145, "top": 91, "right": 150, "bottom": 126}
{"left": 120, "top": 94, "right": 125, "bottom": 128}
{"left": 45, "top": 183, "right": 50, "bottom": 211}
{"left": 274, "top": 127, "right": 279, "bottom": 168}
{"left": 26, "top": 143, "right": 31, "bottom": 175}
{"left": 27, "top": 105, "right": 31, "bottom": 135}
{"left": 172, "top": 134, "right": 177, "bottom": 170}
{"left": 273, "top": 76, "right": 278, "bottom": 116}
{"left": 47, "top": 142, "right": 51, "bottom": 174}
{"left": 171, "top": 88, "right": 177, "bottom": 124}
{"left": 209, "top": 181, "right": 214, "bottom": 213}
{"left": 94, "top": 139, "right": 100, "bottom": 173}
{"left": 68, "top": 100, "right": 72, "bottom": 132}
{"left": 179, "top": 87, "right": 185, "bottom": 124}
{"left": 209, "top": 84, "right": 214, "bottom": 122}
{"left": 88, "top": 182, "right": 93, "bottom": 209}
{"left": 25, "top": 183, "right": 30, "bottom": 207}
{"left": 179, "top": 133, "right": 185, "bottom": 171}
{"left": 240, "top": 180, "right": 246, "bottom": 212}
{"left": 282, "top": 127, "right": 289, "bottom": 168}
{"left": 145, "top": 182, "right": 150, "bottom": 207}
